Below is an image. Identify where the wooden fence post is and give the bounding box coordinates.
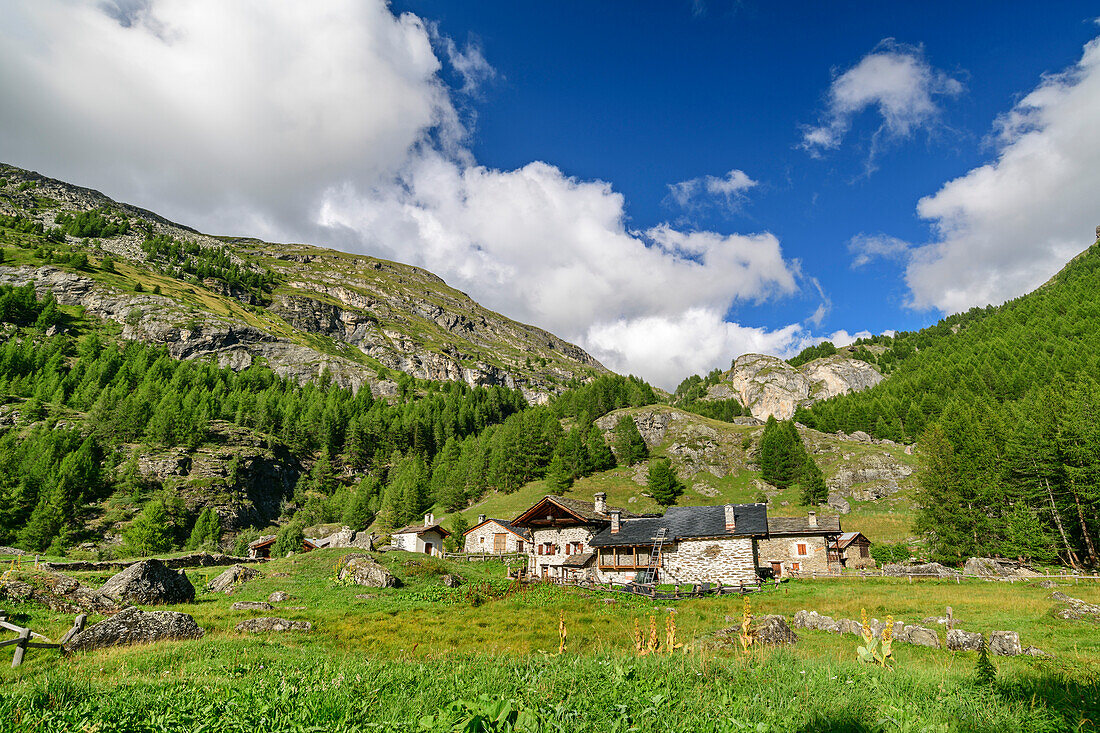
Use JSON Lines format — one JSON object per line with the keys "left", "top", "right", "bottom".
{"left": 11, "top": 627, "right": 30, "bottom": 669}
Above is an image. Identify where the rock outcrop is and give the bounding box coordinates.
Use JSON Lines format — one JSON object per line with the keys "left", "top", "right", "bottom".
{"left": 751, "top": 615, "right": 798, "bottom": 646}
{"left": 99, "top": 560, "right": 195, "bottom": 605}
{"left": 207, "top": 564, "right": 263, "bottom": 595}
{"left": 717, "top": 354, "right": 883, "bottom": 421}
{"left": 1051, "top": 591, "right": 1100, "bottom": 620}
{"left": 963, "top": 557, "right": 1041, "bottom": 579}
{"left": 989, "top": 630, "right": 1022, "bottom": 656}
{"left": 235, "top": 617, "right": 312, "bottom": 633}
{"left": 66, "top": 607, "right": 204, "bottom": 651}
{"left": 335, "top": 554, "right": 400, "bottom": 588}
{"left": 0, "top": 571, "right": 120, "bottom": 615}
{"left": 881, "top": 562, "right": 958, "bottom": 578}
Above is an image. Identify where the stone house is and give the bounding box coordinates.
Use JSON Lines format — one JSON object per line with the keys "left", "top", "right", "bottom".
{"left": 510, "top": 493, "right": 637, "bottom": 580}
{"left": 463, "top": 515, "right": 531, "bottom": 554}
{"left": 831, "top": 531, "right": 875, "bottom": 569}
{"left": 391, "top": 513, "right": 449, "bottom": 557}
{"left": 588, "top": 504, "right": 768, "bottom": 586}
{"left": 248, "top": 535, "right": 318, "bottom": 559}
{"left": 755, "top": 511, "right": 842, "bottom": 577}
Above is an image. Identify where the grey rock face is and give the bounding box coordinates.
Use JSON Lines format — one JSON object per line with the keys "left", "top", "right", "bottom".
{"left": 0, "top": 571, "right": 120, "bottom": 615}
{"left": 752, "top": 615, "right": 798, "bottom": 645}
{"left": 231, "top": 601, "right": 273, "bottom": 611}
{"left": 989, "top": 630, "right": 1021, "bottom": 656}
{"left": 100, "top": 560, "right": 195, "bottom": 605}
{"left": 235, "top": 617, "right": 312, "bottom": 633}
{"left": 67, "top": 607, "right": 204, "bottom": 651}
{"left": 827, "top": 494, "right": 852, "bottom": 515}
{"left": 962, "top": 557, "right": 1039, "bottom": 578}
{"left": 720, "top": 353, "right": 883, "bottom": 421}
{"left": 946, "top": 629, "right": 983, "bottom": 652}
{"left": 441, "top": 574, "right": 462, "bottom": 588}
{"left": 336, "top": 554, "right": 400, "bottom": 588}
{"left": 207, "top": 564, "right": 262, "bottom": 595}
{"left": 268, "top": 591, "right": 291, "bottom": 603}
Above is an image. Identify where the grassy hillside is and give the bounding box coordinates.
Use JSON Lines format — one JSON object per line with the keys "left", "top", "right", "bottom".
{"left": 449, "top": 405, "right": 921, "bottom": 544}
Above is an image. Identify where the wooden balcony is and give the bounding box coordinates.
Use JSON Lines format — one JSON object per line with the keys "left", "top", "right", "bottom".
{"left": 597, "top": 548, "right": 653, "bottom": 570}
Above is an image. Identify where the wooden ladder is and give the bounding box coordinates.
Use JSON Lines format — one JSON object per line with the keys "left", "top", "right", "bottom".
{"left": 643, "top": 528, "right": 668, "bottom": 585}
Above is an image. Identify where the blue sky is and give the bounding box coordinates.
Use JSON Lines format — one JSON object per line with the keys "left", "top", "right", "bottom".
{"left": 2, "top": 1, "right": 1099, "bottom": 387}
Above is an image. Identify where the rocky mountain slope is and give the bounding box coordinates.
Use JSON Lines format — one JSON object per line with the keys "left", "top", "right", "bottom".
{"left": 706, "top": 353, "right": 883, "bottom": 420}
{"left": 0, "top": 163, "right": 605, "bottom": 401}
{"left": 459, "top": 405, "right": 920, "bottom": 543}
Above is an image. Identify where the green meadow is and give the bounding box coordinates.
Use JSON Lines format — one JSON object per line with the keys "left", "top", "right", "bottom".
{"left": 2, "top": 549, "right": 1098, "bottom": 732}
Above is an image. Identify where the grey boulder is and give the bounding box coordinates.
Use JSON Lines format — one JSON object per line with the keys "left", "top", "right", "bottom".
{"left": 235, "top": 617, "right": 312, "bottom": 633}
{"left": 989, "top": 630, "right": 1021, "bottom": 656}
{"left": 100, "top": 560, "right": 195, "bottom": 605}
{"left": 231, "top": 601, "right": 273, "bottom": 611}
{"left": 946, "top": 629, "right": 983, "bottom": 652}
{"left": 268, "top": 591, "right": 291, "bottom": 603}
{"left": 902, "top": 625, "right": 940, "bottom": 648}
{"left": 441, "top": 574, "right": 462, "bottom": 588}
{"left": 67, "top": 606, "right": 204, "bottom": 651}
{"left": 336, "top": 554, "right": 400, "bottom": 588}
{"left": 752, "top": 615, "right": 798, "bottom": 646}
{"left": 207, "top": 564, "right": 262, "bottom": 595}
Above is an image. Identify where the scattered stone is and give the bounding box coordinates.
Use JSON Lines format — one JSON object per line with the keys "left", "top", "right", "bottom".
{"left": 270, "top": 572, "right": 291, "bottom": 578}
{"left": 903, "top": 625, "right": 940, "bottom": 648}
{"left": 0, "top": 546, "right": 30, "bottom": 556}
{"left": 100, "top": 560, "right": 195, "bottom": 605}
{"left": 67, "top": 607, "right": 204, "bottom": 651}
{"left": 881, "top": 562, "right": 958, "bottom": 578}
{"left": 267, "top": 591, "right": 291, "bottom": 603}
{"left": 946, "top": 629, "right": 983, "bottom": 652}
{"left": 0, "top": 570, "right": 120, "bottom": 615}
{"left": 1051, "top": 591, "right": 1100, "bottom": 620}
{"left": 989, "top": 630, "right": 1022, "bottom": 656}
{"left": 849, "top": 431, "right": 872, "bottom": 443}
{"left": 354, "top": 593, "right": 376, "bottom": 600}
{"left": 827, "top": 494, "right": 851, "bottom": 515}
{"left": 207, "top": 564, "right": 262, "bottom": 595}
{"left": 336, "top": 554, "right": 400, "bottom": 588}
{"left": 231, "top": 601, "right": 273, "bottom": 611}
{"left": 1038, "top": 580, "right": 1061, "bottom": 589}
{"left": 601, "top": 598, "right": 617, "bottom": 605}
{"left": 235, "top": 617, "right": 312, "bottom": 633}
{"left": 441, "top": 574, "right": 462, "bottom": 588}
{"left": 1023, "top": 645, "right": 1051, "bottom": 657}
{"left": 752, "top": 615, "right": 798, "bottom": 646}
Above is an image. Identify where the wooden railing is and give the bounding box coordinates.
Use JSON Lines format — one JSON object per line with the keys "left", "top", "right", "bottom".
{"left": 788, "top": 569, "right": 1100, "bottom": 583}
{"left": 543, "top": 577, "right": 763, "bottom": 599}
{"left": 1, "top": 615, "right": 85, "bottom": 668}
{"left": 443, "top": 552, "right": 528, "bottom": 563}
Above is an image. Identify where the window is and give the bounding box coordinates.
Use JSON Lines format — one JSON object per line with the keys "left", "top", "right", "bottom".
{"left": 792, "top": 562, "right": 800, "bottom": 572}
{"left": 797, "top": 543, "right": 808, "bottom": 556}
{"left": 516, "top": 541, "right": 524, "bottom": 553}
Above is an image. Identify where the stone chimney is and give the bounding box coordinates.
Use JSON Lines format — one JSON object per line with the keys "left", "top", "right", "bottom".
{"left": 808, "top": 510, "right": 817, "bottom": 528}
{"left": 724, "top": 504, "right": 736, "bottom": 532}
{"left": 594, "top": 492, "right": 607, "bottom": 515}
{"left": 424, "top": 512, "right": 434, "bottom": 526}
{"left": 477, "top": 514, "right": 486, "bottom": 525}
{"left": 610, "top": 509, "right": 621, "bottom": 533}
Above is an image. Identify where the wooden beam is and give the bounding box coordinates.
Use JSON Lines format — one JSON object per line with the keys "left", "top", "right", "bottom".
{"left": 11, "top": 627, "right": 29, "bottom": 668}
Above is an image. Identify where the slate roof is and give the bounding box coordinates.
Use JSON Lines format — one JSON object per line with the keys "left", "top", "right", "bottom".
{"left": 463, "top": 518, "right": 532, "bottom": 541}
{"left": 512, "top": 495, "right": 640, "bottom": 526}
{"left": 392, "top": 522, "right": 451, "bottom": 538}
{"left": 833, "top": 531, "right": 868, "bottom": 549}
{"left": 767, "top": 516, "right": 842, "bottom": 536}
{"left": 249, "top": 535, "right": 277, "bottom": 548}
{"left": 589, "top": 504, "right": 768, "bottom": 547}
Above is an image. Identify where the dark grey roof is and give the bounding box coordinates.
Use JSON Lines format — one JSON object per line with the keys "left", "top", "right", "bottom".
{"left": 560, "top": 551, "right": 596, "bottom": 568}
{"left": 767, "top": 516, "right": 842, "bottom": 536}
{"left": 511, "top": 495, "right": 639, "bottom": 527}
{"left": 589, "top": 504, "right": 768, "bottom": 547}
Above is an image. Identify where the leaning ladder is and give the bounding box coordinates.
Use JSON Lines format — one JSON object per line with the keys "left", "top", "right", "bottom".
{"left": 643, "top": 528, "right": 668, "bottom": 584}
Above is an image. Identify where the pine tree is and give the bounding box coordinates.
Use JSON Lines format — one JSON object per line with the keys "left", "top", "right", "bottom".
{"left": 975, "top": 636, "right": 996, "bottom": 686}
{"left": 124, "top": 499, "right": 174, "bottom": 557}
{"left": 612, "top": 415, "right": 648, "bottom": 465}
{"left": 545, "top": 454, "right": 573, "bottom": 492}
{"left": 585, "top": 424, "right": 616, "bottom": 472}
{"left": 798, "top": 455, "right": 828, "bottom": 506}
{"left": 187, "top": 507, "right": 222, "bottom": 551}
{"left": 647, "top": 458, "right": 685, "bottom": 506}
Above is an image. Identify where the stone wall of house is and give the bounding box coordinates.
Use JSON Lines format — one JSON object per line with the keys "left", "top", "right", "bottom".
{"left": 530, "top": 526, "right": 597, "bottom": 576}
{"left": 756, "top": 535, "right": 832, "bottom": 576}
{"left": 393, "top": 531, "right": 445, "bottom": 556}
{"left": 842, "top": 547, "right": 876, "bottom": 569}
{"left": 663, "top": 537, "right": 758, "bottom": 585}
{"left": 463, "top": 522, "right": 526, "bottom": 554}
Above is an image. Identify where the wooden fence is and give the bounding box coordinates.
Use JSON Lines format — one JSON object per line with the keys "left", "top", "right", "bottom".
{"left": 789, "top": 569, "right": 1100, "bottom": 584}
{"left": 443, "top": 552, "right": 528, "bottom": 563}
{"left": 545, "top": 576, "right": 764, "bottom": 599}
{"left": 0, "top": 615, "right": 85, "bottom": 668}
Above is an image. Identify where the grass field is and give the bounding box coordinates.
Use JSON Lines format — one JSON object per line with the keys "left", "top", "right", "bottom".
{"left": 2, "top": 549, "right": 1098, "bottom": 732}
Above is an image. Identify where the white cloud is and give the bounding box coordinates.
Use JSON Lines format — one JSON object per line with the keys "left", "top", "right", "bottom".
{"left": 826, "top": 329, "right": 873, "bottom": 348}
{"left": 0, "top": 0, "right": 809, "bottom": 389}
{"left": 802, "top": 39, "right": 963, "bottom": 157}
{"left": 848, "top": 233, "right": 912, "bottom": 268}
{"left": 907, "top": 34, "right": 1100, "bottom": 312}
{"left": 0, "top": 0, "right": 457, "bottom": 240}
{"left": 669, "top": 169, "right": 757, "bottom": 212}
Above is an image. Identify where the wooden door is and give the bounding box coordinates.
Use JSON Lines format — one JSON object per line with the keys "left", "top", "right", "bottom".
{"left": 424, "top": 542, "right": 433, "bottom": 556}
{"left": 493, "top": 533, "right": 507, "bottom": 553}
{"left": 771, "top": 561, "right": 782, "bottom": 577}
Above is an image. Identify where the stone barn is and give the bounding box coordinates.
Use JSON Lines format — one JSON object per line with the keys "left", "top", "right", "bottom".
{"left": 463, "top": 515, "right": 531, "bottom": 554}
{"left": 391, "top": 513, "right": 450, "bottom": 557}
{"left": 755, "top": 511, "right": 842, "bottom": 577}
{"left": 588, "top": 504, "right": 767, "bottom": 586}
{"left": 831, "top": 532, "right": 875, "bottom": 569}
{"left": 248, "top": 535, "right": 318, "bottom": 559}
